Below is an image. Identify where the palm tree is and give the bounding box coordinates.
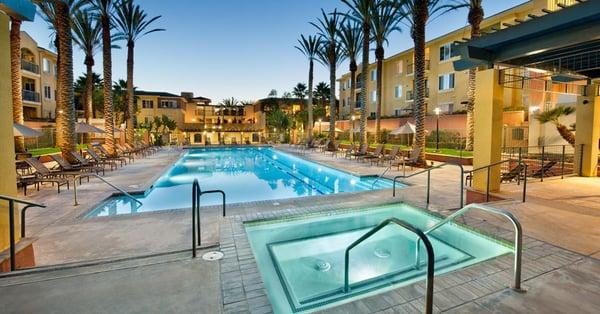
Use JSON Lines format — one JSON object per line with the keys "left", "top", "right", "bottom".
{"left": 341, "top": 0, "right": 378, "bottom": 147}
{"left": 295, "top": 34, "right": 322, "bottom": 143}
{"left": 90, "top": 0, "right": 117, "bottom": 154}
{"left": 463, "top": 0, "right": 483, "bottom": 151}
{"left": 74, "top": 72, "right": 103, "bottom": 118}
{"left": 36, "top": 0, "right": 80, "bottom": 159}
{"left": 313, "top": 9, "right": 346, "bottom": 150}
{"left": 114, "top": 0, "right": 164, "bottom": 145}
{"left": 72, "top": 9, "right": 101, "bottom": 144}
{"left": 535, "top": 106, "right": 576, "bottom": 146}
{"left": 292, "top": 83, "right": 307, "bottom": 100}
{"left": 395, "top": 0, "right": 460, "bottom": 165}
{"left": 338, "top": 20, "right": 363, "bottom": 130}
{"left": 371, "top": 2, "right": 401, "bottom": 143}
{"left": 314, "top": 81, "right": 331, "bottom": 108}
{"left": 10, "top": 17, "right": 25, "bottom": 153}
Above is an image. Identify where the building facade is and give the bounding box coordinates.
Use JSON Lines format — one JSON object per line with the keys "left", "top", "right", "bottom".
{"left": 19, "top": 31, "right": 57, "bottom": 121}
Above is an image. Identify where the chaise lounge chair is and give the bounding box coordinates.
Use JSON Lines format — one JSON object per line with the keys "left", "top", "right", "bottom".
{"left": 390, "top": 147, "right": 422, "bottom": 171}
{"left": 531, "top": 160, "right": 557, "bottom": 178}
{"left": 361, "top": 144, "right": 384, "bottom": 163}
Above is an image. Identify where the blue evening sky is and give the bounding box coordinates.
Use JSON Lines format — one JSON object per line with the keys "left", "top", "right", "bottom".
{"left": 22, "top": 0, "right": 526, "bottom": 102}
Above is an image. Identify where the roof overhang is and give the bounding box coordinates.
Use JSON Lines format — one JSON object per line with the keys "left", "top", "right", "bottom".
{"left": 0, "top": 0, "right": 35, "bottom": 21}
{"left": 453, "top": 0, "right": 600, "bottom": 79}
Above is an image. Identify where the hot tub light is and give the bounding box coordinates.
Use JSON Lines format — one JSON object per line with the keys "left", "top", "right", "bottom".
{"left": 350, "top": 179, "right": 356, "bottom": 185}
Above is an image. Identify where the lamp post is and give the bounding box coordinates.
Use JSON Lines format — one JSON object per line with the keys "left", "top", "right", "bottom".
{"left": 434, "top": 107, "right": 441, "bottom": 152}
{"left": 318, "top": 118, "right": 322, "bottom": 134}
{"left": 350, "top": 115, "right": 356, "bottom": 144}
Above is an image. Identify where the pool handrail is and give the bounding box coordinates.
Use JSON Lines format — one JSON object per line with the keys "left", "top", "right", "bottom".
{"left": 370, "top": 164, "right": 392, "bottom": 189}
{"left": 191, "top": 179, "right": 227, "bottom": 258}
{"left": 0, "top": 195, "right": 45, "bottom": 271}
{"left": 414, "top": 203, "right": 524, "bottom": 292}
{"left": 392, "top": 162, "right": 465, "bottom": 208}
{"left": 72, "top": 173, "right": 142, "bottom": 207}
{"left": 343, "top": 217, "right": 435, "bottom": 314}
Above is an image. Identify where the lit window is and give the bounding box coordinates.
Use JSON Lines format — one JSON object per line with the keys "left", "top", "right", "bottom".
{"left": 44, "top": 86, "right": 51, "bottom": 99}
{"left": 394, "top": 85, "right": 402, "bottom": 98}
{"left": 42, "top": 58, "right": 50, "bottom": 72}
{"left": 396, "top": 61, "right": 403, "bottom": 74}
{"left": 371, "top": 90, "right": 377, "bottom": 103}
{"left": 370, "top": 69, "right": 377, "bottom": 81}
{"left": 438, "top": 73, "right": 455, "bottom": 91}
{"left": 142, "top": 100, "right": 154, "bottom": 108}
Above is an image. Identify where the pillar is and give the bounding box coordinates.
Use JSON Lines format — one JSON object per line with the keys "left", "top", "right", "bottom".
{"left": 0, "top": 12, "right": 20, "bottom": 252}
{"left": 473, "top": 68, "right": 504, "bottom": 192}
{"left": 574, "top": 84, "right": 600, "bottom": 177}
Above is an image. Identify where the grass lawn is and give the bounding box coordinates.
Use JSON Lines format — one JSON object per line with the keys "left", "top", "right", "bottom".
{"left": 29, "top": 144, "right": 88, "bottom": 157}
{"left": 338, "top": 140, "right": 472, "bottom": 157}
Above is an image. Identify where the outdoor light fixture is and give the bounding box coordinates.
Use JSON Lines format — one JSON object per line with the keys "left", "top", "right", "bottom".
{"left": 434, "top": 107, "right": 441, "bottom": 152}
{"left": 529, "top": 106, "right": 540, "bottom": 113}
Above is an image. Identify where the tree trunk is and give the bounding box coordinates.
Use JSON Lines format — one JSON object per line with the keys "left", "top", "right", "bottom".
{"left": 307, "top": 60, "right": 314, "bottom": 143}
{"left": 412, "top": 0, "right": 428, "bottom": 166}
{"left": 10, "top": 18, "right": 25, "bottom": 153}
{"left": 556, "top": 123, "right": 576, "bottom": 146}
{"left": 84, "top": 55, "right": 94, "bottom": 144}
{"left": 465, "top": 4, "right": 483, "bottom": 151}
{"left": 328, "top": 45, "right": 336, "bottom": 151}
{"left": 349, "top": 59, "right": 357, "bottom": 143}
{"left": 126, "top": 40, "right": 135, "bottom": 145}
{"left": 55, "top": 1, "right": 77, "bottom": 160}
{"left": 101, "top": 14, "right": 115, "bottom": 154}
{"left": 375, "top": 45, "right": 384, "bottom": 144}
{"left": 359, "top": 20, "right": 370, "bottom": 147}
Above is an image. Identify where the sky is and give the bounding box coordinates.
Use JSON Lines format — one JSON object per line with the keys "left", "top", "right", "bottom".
{"left": 21, "top": 0, "right": 527, "bottom": 102}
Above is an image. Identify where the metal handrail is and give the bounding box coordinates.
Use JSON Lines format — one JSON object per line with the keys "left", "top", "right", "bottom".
{"left": 0, "top": 195, "right": 45, "bottom": 271}
{"left": 465, "top": 159, "right": 527, "bottom": 203}
{"left": 191, "top": 179, "right": 226, "bottom": 258}
{"left": 370, "top": 164, "right": 392, "bottom": 189}
{"left": 414, "top": 203, "right": 524, "bottom": 292}
{"left": 73, "top": 173, "right": 142, "bottom": 206}
{"left": 344, "top": 217, "right": 435, "bottom": 314}
{"left": 393, "top": 162, "right": 465, "bottom": 208}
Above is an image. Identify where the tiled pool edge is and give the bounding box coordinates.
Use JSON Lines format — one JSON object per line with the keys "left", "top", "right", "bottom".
{"left": 218, "top": 206, "right": 587, "bottom": 314}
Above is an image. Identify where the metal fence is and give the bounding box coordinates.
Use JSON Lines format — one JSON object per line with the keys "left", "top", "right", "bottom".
{"left": 501, "top": 145, "right": 580, "bottom": 180}
{"left": 24, "top": 128, "right": 55, "bottom": 150}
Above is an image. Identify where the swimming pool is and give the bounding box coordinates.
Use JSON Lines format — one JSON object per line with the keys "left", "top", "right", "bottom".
{"left": 87, "top": 147, "right": 395, "bottom": 217}
{"left": 246, "top": 204, "right": 513, "bottom": 313}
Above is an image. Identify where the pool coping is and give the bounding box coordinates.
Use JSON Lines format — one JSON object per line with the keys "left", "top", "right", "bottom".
{"left": 218, "top": 202, "right": 587, "bottom": 314}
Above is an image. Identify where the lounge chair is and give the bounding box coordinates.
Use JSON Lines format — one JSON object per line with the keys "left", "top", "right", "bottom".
{"left": 501, "top": 163, "right": 526, "bottom": 183}
{"left": 70, "top": 151, "right": 107, "bottom": 175}
{"left": 318, "top": 140, "right": 330, "bottom": 152}
{"left": 98, "top": 144, "right": 132, "bottom": 164}
{"left": 327, "top": 142, "right": 340, "bottom": 157}
{"left": 531, "top": 160, "right": 557, "bottom": 178}
{"left": 391, "top": 147, "right": 422, "bottom": 171}
{"left": 115, "top": 144, "right": 136, "bottom": 161}
{"left": 87, "top": 147, "right": 124, "bottom": 168}
{"left": 17, "top": 173, "right": 69, "bottom": 195}
{"left": 375, "top": 146, "right": 400, "bottom": 166}
{"left": 25, "top": 158, "right": 76, "bottom": 188}
{"left": 51, "top": 154, "right": 103, "bottom": 177}
{"left": 361, "top": 144, "right": 384, "bottom": 163}
{"left": 348, "top": 144, "right": 368, "bottom": 159}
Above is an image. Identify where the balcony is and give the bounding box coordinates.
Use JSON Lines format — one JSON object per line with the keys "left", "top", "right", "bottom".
{"left": 406, "top": 88, "right": 430, "bottom": 101}
{"left": 23, "top": 90, "right": 41, "bottom": 103}
{"left": 21, "top": 59, "right": 39, "bottom": 74}
{"left": 406, "top": 60, "right": 430, "bottom": 75}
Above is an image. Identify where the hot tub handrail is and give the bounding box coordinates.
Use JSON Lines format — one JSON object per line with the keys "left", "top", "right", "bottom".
{"left": 344, "top": 217, "right": 435, "bottom": 314}
{"left": 414, "top": 203, "right": 523, "bottom": 291}
{"left": 392, "top": 162, "right": 464, "bottom": 208}
{"left": 73, "top": 173, "right": 142, "bottom": 206}
{"left": 191, "top": 179, "right": 227, "bottom": 258}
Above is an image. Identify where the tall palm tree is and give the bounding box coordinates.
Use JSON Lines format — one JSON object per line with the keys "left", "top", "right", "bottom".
{"left": 292, "top": 82, "right": 307, "bottom": 100}
{"left": 313, "top": 9, "right": 346, "bottom": 150}
{"left": 371, "top": 3, "right": 401, "bottom": 143}
{"left": 338, "top": 20, "right": 363, "bottom": 133}
{"left": 464, "top": 0, "right": 483, "bottom": 151}
{"left": 341, "top": 0, "right": 378, "bottom": 147}
{"left": 90, "top": 0, "right": 116, "bottom": 154}
{"left": 295, "top": 34, "right": 322, "bottom": 143}
{"left": 114, "top": 0, "right": 164, "bottom": 145}
{"left": 395, "top": 0, "right": 460, "bottom": 165}
{"left": 71, "top": 9, "right": 101, "bottom": 144}
{"left": 314, "top": 81, "right": 331, "bottom": 108}
{"left": 10, "top": 17, "right": 25, "bottom": 153}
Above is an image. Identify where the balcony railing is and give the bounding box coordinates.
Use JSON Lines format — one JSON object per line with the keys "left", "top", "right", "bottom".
{"left": 22, "top": 90, "right": 40, "bottom": 103}
{"left": 21, "top": 60, "right": 39, "bottom": 74}
{"left": 406, "top": 88, "right": 430, "bottom": 101}
{"left": 406, "top": 60, "right": 430, "bottom": 75}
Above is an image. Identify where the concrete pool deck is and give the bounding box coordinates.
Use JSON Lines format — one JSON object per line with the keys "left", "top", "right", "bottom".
{"left": 1, "top": 145, "right": 599, "bottom": 313}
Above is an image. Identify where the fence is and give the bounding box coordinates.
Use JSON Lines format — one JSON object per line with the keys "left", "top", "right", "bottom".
{"left": 24, "top": 128, "right": 55, "bottom": 150}
{"left": 501, "top": 145, "right": 580, "bottom": 180}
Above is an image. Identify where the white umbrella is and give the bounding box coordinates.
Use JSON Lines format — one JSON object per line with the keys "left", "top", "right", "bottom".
{"left": 13, "top": 123, "right": 42, "bottom": 137}
{"left": 390, "top": 122, "right": 416, "bottom": 135}
{"left": 75, "top": 122, "right": 105, "bottom": 134}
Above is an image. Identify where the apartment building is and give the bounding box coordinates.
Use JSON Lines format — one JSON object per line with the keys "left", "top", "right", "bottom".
{"left": 136, "top": 91, "right": 261, "bottom": 144}
{"left": 338, "top": 0, "right": 581, "bottom": 122}
{"left": 20, "top": 31, "right": 57, "bottom": 121}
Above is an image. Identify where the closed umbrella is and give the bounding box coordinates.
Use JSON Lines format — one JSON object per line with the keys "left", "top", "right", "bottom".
{"left": 13, "top": 123, "right": 42, "bottom": 137}
{"left": 390, "top": 122, "right": 416, "bottom": 135}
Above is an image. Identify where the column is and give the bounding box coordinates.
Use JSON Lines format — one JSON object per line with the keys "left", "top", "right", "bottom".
{"left": 473, "top": 68, "right": 504, "bottom": 192}
{"left": 574, "top": 84, "right": 600, "bottom": 177}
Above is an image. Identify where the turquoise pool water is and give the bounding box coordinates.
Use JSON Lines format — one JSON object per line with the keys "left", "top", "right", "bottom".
{"left": 246, "top": 204, "right": 513, "bottom": 313}
{"left": 87, "top": 147, "right": 395, "bottom": 217}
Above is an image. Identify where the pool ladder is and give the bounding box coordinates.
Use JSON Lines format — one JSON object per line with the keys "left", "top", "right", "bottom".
{"left": 191, "top": 179, "right": 226, "bottom": 258}
{"left": 343, "top": 203, "right": 524, "bottom": 314}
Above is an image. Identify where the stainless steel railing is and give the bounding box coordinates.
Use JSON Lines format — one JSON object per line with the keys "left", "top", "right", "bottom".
{"left": 73, "top": 173, "right": 142, "bottom": 206}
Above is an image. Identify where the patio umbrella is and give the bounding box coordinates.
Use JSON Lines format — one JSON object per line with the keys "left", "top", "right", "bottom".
{"left": 13, "top": 123, "right": 42, "bottom": 137}
{"left": 390, "top": 122, "right": 416, "bottom": 135}
{"left": 75, "top": 122, "right": 105, "bottom": 134}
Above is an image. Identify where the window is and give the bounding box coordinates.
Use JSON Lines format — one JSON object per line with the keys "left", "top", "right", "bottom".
{"left": 43, "top": 86, "right": 51, "bottom": 99}
{"left": 159, "top": 100, "right": 180, "bottom": 108}
{"left": 439, "top": 102, "right": 454, "bottom": 114}
{"left": 42, "top": 58, "right": 50, "bottom": 72}
{"left": 342, "top": 98, "right": 346, "bottom": 107}
{"left": 54, "top": 64, "right": 57, "bottom": 77}
{"left": 394, "top": 85, "right": 402, "bottom": 98}
{"left": 371, "top": 90, "right": 377, "bottom": 103}
{"left": 439, "top": 43, "right": 452, "bottom": 62}
{"left": 144, "top": 117, "right": 151, "bottom": 123}
{"left": 438, "top": 73, "right": 455, "bottom": 91}
{"left": 394, "top": 109, "right": 402, "bottom": 116}
{"left": 193, "top": 133, "right": 202, "bottom": 143}
{"left": 512, "top": 128, "right": 525, "bottom": 141}
{"left": 396, "top": 61, "right": 403, "bottom": 74}
{"left": 370, "top": 112, "right": 376, "bottom": 118}
{"left": 142, "top": 100, "right": 154, "bottom": 108}
{"left": 370, "top": 69, "right": 377, "bottom": 81}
